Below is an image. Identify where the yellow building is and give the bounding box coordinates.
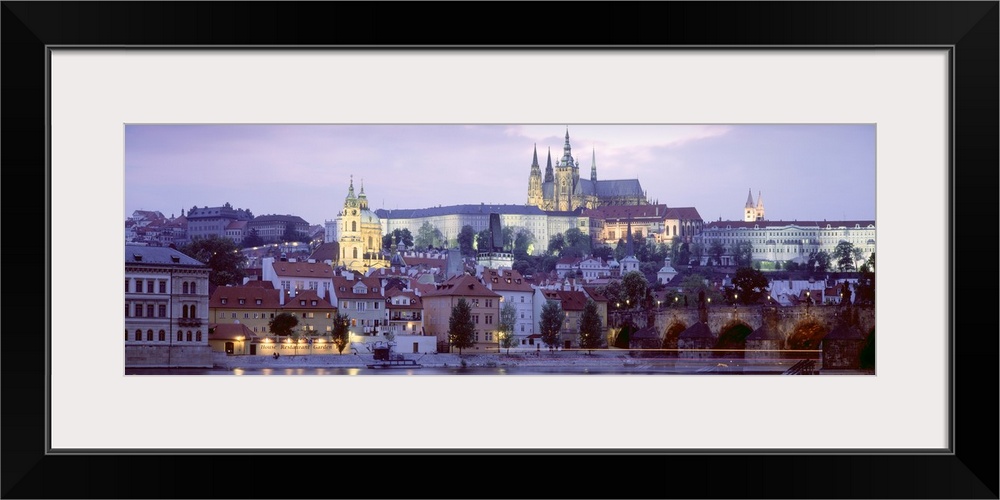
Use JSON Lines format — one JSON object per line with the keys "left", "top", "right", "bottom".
{"left": 209, "top": 284, "right": 339, "bottom": 343}
{"left": 338, "top": 177, "right": 388, "bottom": 274}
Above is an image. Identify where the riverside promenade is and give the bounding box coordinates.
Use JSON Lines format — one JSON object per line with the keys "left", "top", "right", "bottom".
{"left": 213, "top": 349, "right": 644, "bottom": 370}
{"left": 209, "top": 350, "right": 846, "bottom": 374}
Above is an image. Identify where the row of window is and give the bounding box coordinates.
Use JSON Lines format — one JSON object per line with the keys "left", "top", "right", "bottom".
{"left": 125, "top": 279, "right": 200, "bottom": 294}
{"left": 125, "top": 303, "right": 199, "bottom": 318}
{"left": 341, "top": 300, "right": 379, "bottom": 311}
{"left": 126, "top": 329, "right": 202, "bottom": 342}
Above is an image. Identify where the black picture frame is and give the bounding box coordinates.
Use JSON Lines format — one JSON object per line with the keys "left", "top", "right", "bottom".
{"left": 3, "top": 2, "right": 997, "bottom": 499}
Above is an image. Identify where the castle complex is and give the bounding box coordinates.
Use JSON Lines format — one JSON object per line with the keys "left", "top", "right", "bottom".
{"left": 527, "top": 128, "right": 649, "bottom": 212}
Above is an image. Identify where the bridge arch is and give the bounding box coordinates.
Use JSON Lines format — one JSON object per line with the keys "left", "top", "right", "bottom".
{"left": 661, "top": 321, "right": 688, "bottom": 357}
{"left": 716, "top": 320, "right": 754, "bottom": 359}
{"left": 787, "top": 319, "right": 828, "bottom": 357}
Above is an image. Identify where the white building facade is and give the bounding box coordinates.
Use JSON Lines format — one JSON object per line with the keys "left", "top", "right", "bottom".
{"left": 695, "top": 220, "right": 876, "bottom": 267}
{"left": 375, "top": 204, "right": 587, "bottom": 256}
{"left": 125, "top": 245, "right": 212, "bottom": 368}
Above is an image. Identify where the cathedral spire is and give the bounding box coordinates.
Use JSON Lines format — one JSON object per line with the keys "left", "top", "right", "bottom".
{"left": 625, "top": 217, "right": 634, "bottom": 258}
{"left": 561, "top": 126, "right": 573, "bottom": 166}
{"left": 756, "top": 190, "right": 764, "bottom": 209}
{"left": 544, "top": 147, "right": 554, "bottom": 182}
{"left": 348, "top": 175, "right": 357, "bottom": 199}
{"left": 745, "top": 188, "right": 755, "bottom": 208}
{"left": 530, "top": 143, "right": 540, "bottom": 173}
{"left": 590, "top": 148, "right": 597, "bottom": 182}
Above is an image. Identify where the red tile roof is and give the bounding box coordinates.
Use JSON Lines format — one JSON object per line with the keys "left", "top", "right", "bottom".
{"left": 555, "top": 290, "right": 589, "bottom": 311}
{"left": 270, "top": 260, "right": 334, "bottom": 279}
{"left": 386, "top": 290, "right": 422, "bottom": 309}
{"left": 482, "top": 268, "right": 533, "bottom": 292}
{"left": 422, "top": 274, "right": 500, "bottom": 298}
{"left": 331, "top": 275, "right": 383, "bottom": 299}
{"left": 663, "top": 207, "right": 703, "bottom": 220}
{"left": 210, "top": 286, "right": 334, "bottom": 309}
{"left": 210, "top": 323, "right": 254, "bottom": 340}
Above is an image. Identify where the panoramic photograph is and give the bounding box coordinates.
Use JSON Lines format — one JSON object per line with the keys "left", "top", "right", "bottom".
{"left": 124, "top": 124, "right": 876, "bottom": 375}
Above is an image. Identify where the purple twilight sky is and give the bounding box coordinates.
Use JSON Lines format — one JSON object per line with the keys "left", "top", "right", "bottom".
{"left": 124, "top": 124, "right": 876, "bottom": 226}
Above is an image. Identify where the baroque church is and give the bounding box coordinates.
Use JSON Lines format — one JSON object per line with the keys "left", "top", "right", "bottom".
{"left": 338, "top": 176, "right": 388, "bottom": 274}
{"left": 527, "top": 128, "right": 649, "bottom": 212}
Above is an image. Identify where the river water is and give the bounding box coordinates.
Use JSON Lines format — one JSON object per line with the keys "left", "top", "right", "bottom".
{"left": 125, "top": 362, "right": 798, "bottom": 376}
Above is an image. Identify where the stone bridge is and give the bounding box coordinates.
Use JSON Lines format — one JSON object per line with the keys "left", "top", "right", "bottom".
{"left": 609, "top": 304, "right": 875, "bottom": 368}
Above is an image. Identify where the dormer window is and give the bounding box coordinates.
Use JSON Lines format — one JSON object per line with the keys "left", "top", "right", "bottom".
{"left": 256, "top": 299, "right": 262, "bottom": 305}
{"left": 311, "top": 300, "right": 317, "bottom": 306}
{"left": 220, "top": 298, "right": 227, "bottom": 305}
{"left": 238, "top": 299, "right": 245, "bottom": 305}
{"left": 300, "top": 300, "right": 306, "bottom": 306}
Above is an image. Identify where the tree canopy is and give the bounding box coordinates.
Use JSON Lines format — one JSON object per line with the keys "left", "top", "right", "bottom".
{"left": 383, "top": 228, "right": 414, "bottom": 249}
{"left": 415, "top": 221, "right": 443, "bottom": 249}
{"left": 538, "top": 300, "right": 565, "bottom": 350}
{"left": 241, "top": 228, "right": 264, "bottom": 249}
{"left": 731, "top": 267, "right": 769, "bottom": 305}
{"left": 268, "top": 312, "right": 299, "bottom": 337}
{"left": 854, "top": 252, "right": 875, "bottom": 306}
{"left": 732, "top": 241, "right": 754, "bottom": 268}
{"left": 448, "top": 298, "right": 476, "bottom": 355}
{"left": 809, "top": 250, "right": 831, "bottom": 273}
{"left": 621, "top": 271, "right": 650, "bottom": 309}
{"left": 457, "top": 225, "right": 477, "bottom": 257}
{"left": 331, "top": 312, "right": 351, "bottom": 353}
{"left": 708, "top": 240, "right": 726, "bottom": 266}
{"left": 513, "top": 228, "right": 535, "bottom": 260}
{"left": 832, "top": 241, "right": 857, "bottom": 271}
{"left": 498, "top": 301, "right": 518, "bottom": 354}
{"left": 180, "top": 235, "right": 247, "bottom": 290}
{"left": 578, "top": 299, "right": 604, "bottom": 354}
{"left": 547, "top": 233, "right": 565, "bottom": 255}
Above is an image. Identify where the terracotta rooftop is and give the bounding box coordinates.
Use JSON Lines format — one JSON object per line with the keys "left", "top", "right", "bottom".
{"left": 270, "top": 260, "right": 334, "bottom": 279}
{"left": 422, "top": 274, "right": 500, "bottom": 298}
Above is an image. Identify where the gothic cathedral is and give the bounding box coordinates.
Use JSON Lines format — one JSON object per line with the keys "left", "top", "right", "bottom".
{"left": 527, "top": 128, "right": 649, "bottom": 212}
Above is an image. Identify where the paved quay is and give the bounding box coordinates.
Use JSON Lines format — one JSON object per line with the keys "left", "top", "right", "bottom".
{"left": 213, "top": 350, "right": 653, "bottom": 370}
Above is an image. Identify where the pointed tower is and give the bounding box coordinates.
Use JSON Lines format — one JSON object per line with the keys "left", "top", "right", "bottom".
{"left": 542, "top": 147, "right": 555, "bottom": 211}
{"left": 527, "top": 144, "right": 544, "bottom": 208}
{"left": 555, "top": 128, "right": 575, "bottom": 211}
{"left": 621, "top": 217, "right": 641, "bottom": 275}
{"left": 358, "top": 179, "right": 368, "bottom": 211}
{"left": 590, "top": 148, "right": 597, "bottom": 182}
{"left": 755, "top": 190, "right": 765, "bottom": 221}
{"left": 744, "top": 189, "right": 756, "bottom": 222}
{"left": 544, "top": 147, "right": 554, "bottom": 183}
{"left": 341, "top": 175, "right": 363, "bottom": 269}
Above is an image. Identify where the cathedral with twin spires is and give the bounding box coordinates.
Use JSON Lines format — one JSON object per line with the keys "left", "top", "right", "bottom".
{"left": 527, "top": 128, "right": 649, "bottom": 212}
